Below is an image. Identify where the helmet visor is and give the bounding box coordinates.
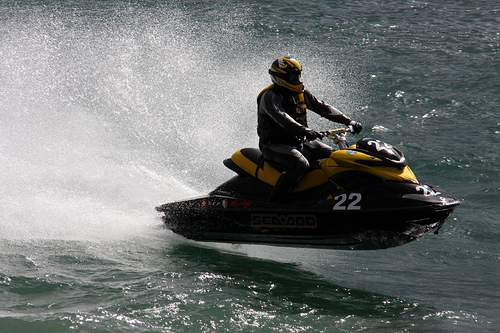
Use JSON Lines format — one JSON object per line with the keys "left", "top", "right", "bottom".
{"left": 288, "top": 71, "right": 301, "bottom": 84}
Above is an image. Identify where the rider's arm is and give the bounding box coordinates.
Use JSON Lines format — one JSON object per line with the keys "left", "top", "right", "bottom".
{"left": 259, "top": 90, "right": 306, "bottom": 135}
{"left": 303, "top": 90, "right": 352, "bottom": 125}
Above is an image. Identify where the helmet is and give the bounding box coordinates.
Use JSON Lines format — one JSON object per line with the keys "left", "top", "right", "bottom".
{"left": 269, "top": 56, "right": 304, "bottom": 93}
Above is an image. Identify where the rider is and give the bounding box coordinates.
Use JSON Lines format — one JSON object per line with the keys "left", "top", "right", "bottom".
{"left": 257, "top": 56, "right": 363, "bottom": 202}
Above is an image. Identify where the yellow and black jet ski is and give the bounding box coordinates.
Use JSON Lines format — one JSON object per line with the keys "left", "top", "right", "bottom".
{"left": 156, "top": 128, "right": 461, "bottom": 250}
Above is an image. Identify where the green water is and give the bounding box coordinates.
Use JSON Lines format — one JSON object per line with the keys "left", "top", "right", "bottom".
{"left": 1, "top": 0, "right": 498, "bottom": 332}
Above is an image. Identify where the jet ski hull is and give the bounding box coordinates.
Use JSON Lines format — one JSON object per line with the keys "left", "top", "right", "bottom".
{"left": 156, "top": 182, "right": 460, "bottom": 250}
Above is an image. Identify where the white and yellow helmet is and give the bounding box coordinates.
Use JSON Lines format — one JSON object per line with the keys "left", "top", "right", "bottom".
{"left": 269, "top": 56, "right": 304, "bottom": 93}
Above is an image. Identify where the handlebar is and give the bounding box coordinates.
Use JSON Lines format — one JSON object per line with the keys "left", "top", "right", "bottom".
{"left": 320, "top": 127, "right": 352, "bottom": 150}
{"left": 321, "top": 126, "right": 353, "bottom": 137}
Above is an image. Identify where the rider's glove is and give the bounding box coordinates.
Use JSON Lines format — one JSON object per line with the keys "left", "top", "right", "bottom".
{"left": 349, "top": 120, "right": 363, "bottom": 134}
{"left": 303, "top": 128, "right": 324, "bottom": 141}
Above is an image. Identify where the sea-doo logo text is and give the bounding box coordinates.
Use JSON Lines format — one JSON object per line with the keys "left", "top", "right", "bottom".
{"left": 250, "top": 214, "right": 317, "bottom": 228}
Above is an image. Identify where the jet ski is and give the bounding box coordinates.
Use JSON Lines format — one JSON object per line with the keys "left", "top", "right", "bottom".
{"left": 156, "top": 128, "right": 461, "bottom": 250}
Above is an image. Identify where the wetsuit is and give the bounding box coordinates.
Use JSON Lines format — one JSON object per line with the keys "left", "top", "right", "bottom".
{"left": 257, "top": 84, "right": 352, "bottom": 199}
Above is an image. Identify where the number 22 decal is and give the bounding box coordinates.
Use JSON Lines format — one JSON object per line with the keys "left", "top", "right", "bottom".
{"left": 333, "top": 193, "right": 362, "bottom": 210}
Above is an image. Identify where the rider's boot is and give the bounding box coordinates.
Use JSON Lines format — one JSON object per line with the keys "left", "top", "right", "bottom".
{"left": 268, "top": 172, "right": 295, "bottom": 203}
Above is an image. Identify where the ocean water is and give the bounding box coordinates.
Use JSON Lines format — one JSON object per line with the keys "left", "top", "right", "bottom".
{"left": 0, "top": 0, "right": 498, "bottom": 332}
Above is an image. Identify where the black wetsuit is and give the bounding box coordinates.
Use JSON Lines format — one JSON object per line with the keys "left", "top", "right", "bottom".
{"left": 257, "top": 84, "right": 352, "bottom": 187}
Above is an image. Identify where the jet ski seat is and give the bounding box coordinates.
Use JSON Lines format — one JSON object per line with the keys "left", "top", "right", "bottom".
{"left": 223, "top": 148, "right": 325, "bottom": 190}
